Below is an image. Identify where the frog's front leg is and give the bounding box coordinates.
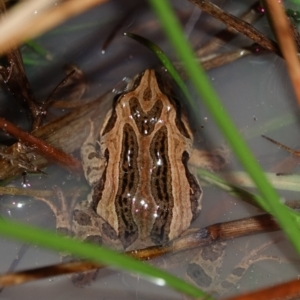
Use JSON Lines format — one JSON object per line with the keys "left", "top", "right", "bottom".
{"left": 68, "top": 200, "right": 104, "bottom": 287}
{"left": 81, "top": 120, "right": 106, "bottom": 186}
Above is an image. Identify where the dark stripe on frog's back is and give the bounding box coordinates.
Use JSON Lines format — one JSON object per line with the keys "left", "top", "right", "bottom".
{"left": 149, "top": 126, "right": 173, "bottom": 245}
{"left": 143, "top": 86, "right": 152, "bottom": 101}
{"left": 115, "top": 123, "right": 139, "bottom": 248}
{"left": 101, "top": 93, "right": 119, "bottom": 136}
{"left": 101, "top": 72, "right": 144, "bottom": 136}
{"left": 91, "top": 149, "right": 108, "bottom": 212}
{"left": 102, "top": 70, "right": 191, "bottom": 140}
{"left": 129, "top": 97, "right": 163, "bottom": 136}
{"left": 182, "top": 151, "right": 202, "bottom": 220}
{"left": 154, "top": 71, "right": 191, "bottom": 139}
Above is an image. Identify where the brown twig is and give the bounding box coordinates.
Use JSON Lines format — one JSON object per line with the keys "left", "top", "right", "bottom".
{"left": 176, "top": 43, "right": 269, "bottom": 79}
{"left": 0, "top": 214, "right": 279, "bottom": 287}
{"left": 0, "top": 117, "right": 81, "bottom": 171}
{"left": 43, "top": 70, "right": 76, "bottom": 107}
{"left": 262, "top": 135, "right": 300, "bottom": 157}
{"left": 49, "top": 65, "right": 87, "bottom": 108}
{"left": 175, "top": 48, "right": 251, "bottom": 78}
{"left": 0, "top": 92, "right": 113, "bottom": 181}
{"left": 263, "top": 0, "right": 300, "bottom": 106}
{"left": 188, "top": 0, "right": 282, "bottom": 56}
{"left": 196, "top": 1, "right": 264, "bottom": 57}
{"left": 289, "top": 17, "right": 300, "bottom": 51}
{"left": 200, "top": 45, "right": 254, "bottom": 71}
{"left": 0, "top": 0, "right": 41, "bottom": 129}
{"left": 0, "top": 0, "right": 108, "bottom": 55}
{"left": 3, "top": 49, "right": 40, "bottom": 129}
{"left": 0, "top": 186, "right": 54, "bottom": 198}
{"left": 224, "top": 278, "right": 300, "bottom": 300}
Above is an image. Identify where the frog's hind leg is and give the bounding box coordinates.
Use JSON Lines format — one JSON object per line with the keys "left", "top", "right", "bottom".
{"left": 70, "top": 198, "right": 124, "bottom": 287}
{"left": 58, "top": 192, "right": 104, "bottom": 286}
{"left": 185, "top": 240, "right": 281, "bottom": 296}
{"left": 37, "top": 186, "right": 105, "bottom": 287}
{"left": 45, "top": 186, "right": 102, "bottom": 287}
{"left": 214, "top": 240, "right": 282, "bottom": 296}
{"left": 187, "top": 241, "right": 282, "bottom": 296}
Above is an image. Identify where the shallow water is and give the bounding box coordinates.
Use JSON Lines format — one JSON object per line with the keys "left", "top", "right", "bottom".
{"left": 1, "top": 0, "right": 300, "bottom": 299}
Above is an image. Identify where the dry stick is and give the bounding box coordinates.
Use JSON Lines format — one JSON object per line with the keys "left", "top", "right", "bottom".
{"left": 0, "top": 117, "right": 81, "bottom": 171}
{"left": 43, "top": 70, "right": 76, "bottom": 107}
{"left": 50, "top": 65, "right": 87, "bottom": 109}
{"left": 196, "top": 0, "right": 264, "bottom": 57}
{"left": 289, "top": 17, "right": 300, "bottom": 51}
{"left": 4, "top": 49, "right": 40, "bottom": 129}
{"left": 262, "top": 135, "right": 300, "bottom": 157}
{"left": 0, "top": 93, "right": 112, "bottom": 181}
{"left": 175, "top": 50, "right": 251, "bottom": 79}
{"left": 188, "top": 0, "right": 282, "bottom": 56}
{"left": 0, "top": 0, "right": 108, "bottom": 55}
{"left": 0, "top": 50, "right": 38, "bottom": 127}
{"left": 201, "top": 44, "right": 264, "bottom": 71}
{"left": 263, "top": 0, "right": 300, "bottom": 106}
{"left": 0, "top": 214, "right": 279, "bottom": 287}
{"left": 0, "top": 0, "right": 58, "bottom": 33}
{"left": 33, "top": 69, "right": 78, "bottom": 129}
{"left": 0, "top": 0, "right": 41, "bottom": 129}
{"left": 0, "top": 187, "right": 54, "bottom": 198}
{"left": 224, "top": 278, "right": 300, "bottom": 300}
{"left": 177, "top": 43, "right": 268, "bottom": 81}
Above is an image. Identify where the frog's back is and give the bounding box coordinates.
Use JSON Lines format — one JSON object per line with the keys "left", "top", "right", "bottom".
{"left": 93, "top": 69, "right": 202, "bottom": 249}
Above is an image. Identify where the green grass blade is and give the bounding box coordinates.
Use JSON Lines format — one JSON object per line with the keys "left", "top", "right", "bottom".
{"left": 0, "top": 218, "right": 210, "bottom": 299}
{"left": 197, "top": 169, "right": 300, "bottom": 220}
{"left": 148, "top": 0, "right": 300, "bottom": 253}
{"left": 25, "top": 40, "right": 52, "bottom": 60}
{"left": 22, "top": 57, "right": 51, "bottom": 66}
{"left": 221, "top": 171, "right": 300, "bottom": 193}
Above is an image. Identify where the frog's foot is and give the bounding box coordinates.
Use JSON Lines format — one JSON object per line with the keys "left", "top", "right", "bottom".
{"left": 190, "top": 146, "right": 230, "bottom": 172}
{"left": 81, "top": 120, "right": 106, "bottom": 186}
